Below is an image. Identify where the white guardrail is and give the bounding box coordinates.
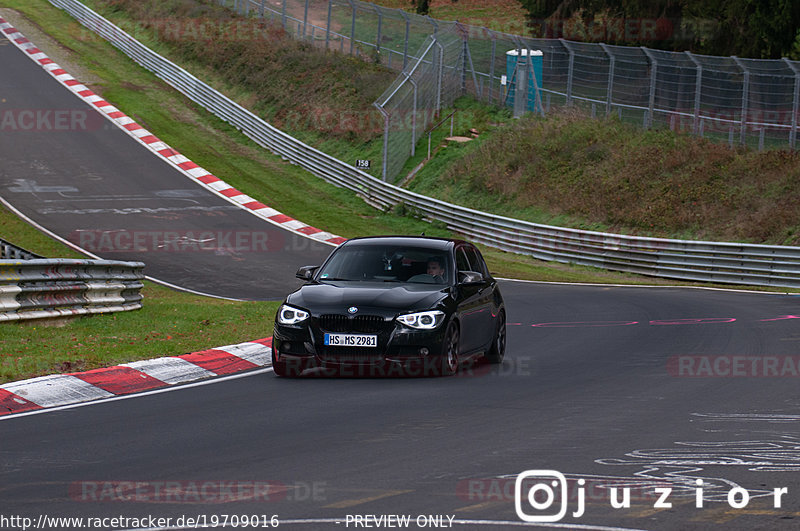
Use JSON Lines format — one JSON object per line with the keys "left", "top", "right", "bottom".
{"left": 48, "top": 0, "right": 800, "bottom": 289}
{"left": 0, "top": 239, "right": 144, "bottom": 322}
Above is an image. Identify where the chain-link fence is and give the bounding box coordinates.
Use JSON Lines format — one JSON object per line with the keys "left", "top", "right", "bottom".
{"left": 222, "top": 0, "right": 800, "bottom": 182}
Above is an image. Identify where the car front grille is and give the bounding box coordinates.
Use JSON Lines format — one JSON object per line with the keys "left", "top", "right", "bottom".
{"left": 318, "top": 314, "right": 388, "bottom": 334}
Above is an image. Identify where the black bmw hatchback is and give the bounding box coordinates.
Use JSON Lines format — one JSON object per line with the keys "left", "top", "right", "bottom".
{"left": 272, "top": 236, "right": 506, "bottom": 377}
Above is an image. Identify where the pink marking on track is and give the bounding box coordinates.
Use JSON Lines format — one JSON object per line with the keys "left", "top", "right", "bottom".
{"left": 650, "top": 318, "right": 736, "bottom": 326}
{"left": 531, "top": 321, "right": 639, "bottom": 328}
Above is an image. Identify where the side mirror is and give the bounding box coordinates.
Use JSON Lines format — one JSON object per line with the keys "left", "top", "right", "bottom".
{"left": 458, "top": 271, "right": 484, "bottom": 285}
{"left": 296, "top": 265, "right": 319, "bottom": 281}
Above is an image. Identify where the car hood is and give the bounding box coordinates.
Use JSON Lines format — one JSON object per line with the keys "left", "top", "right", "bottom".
{"left": 286, "top": 282, "right": 449, "bottom": 315}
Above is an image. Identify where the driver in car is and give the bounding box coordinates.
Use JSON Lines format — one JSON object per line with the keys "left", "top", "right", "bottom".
{"left": 427, "top": 257, "right": 446, "bottom": 283}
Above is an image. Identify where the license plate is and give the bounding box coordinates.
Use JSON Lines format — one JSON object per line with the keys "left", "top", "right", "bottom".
{"left": 324, "top": 333, "right": 377, "bottom": 347}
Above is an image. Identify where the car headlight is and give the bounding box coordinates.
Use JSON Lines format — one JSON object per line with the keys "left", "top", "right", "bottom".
{"left": 278, "top": 304, "right": 310, "bottom": 325}
{"left": 396, "top": 310, "right": 445, "bottom": 330}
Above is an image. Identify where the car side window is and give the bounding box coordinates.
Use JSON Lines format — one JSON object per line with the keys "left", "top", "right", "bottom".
{"left": 463, "top": 246, "right": 487, "bottom": 277}
{"left": 455, "top": 248, "right": 471, "bottom": 273}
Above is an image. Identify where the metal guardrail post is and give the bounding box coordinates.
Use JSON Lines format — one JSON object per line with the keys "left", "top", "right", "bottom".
{"left": 732, "top": 56, "right": 749, "bottom": 146}
{"left": 783, "top": 58, "right": 800, "bottom": 150}
{"left": 259, "top": 0, "right": 265, "bottom": 18}
{"left": 599, "top": 43, "right": 615, "bottom": 117}
{"left": 281, "top": 0, "right": 287, "bottom": 28}
{"left": 560, "top": 39, "right": 574, "bottom": 106}
{"left": 685, "top": 51, "right": 703, "bottom": 136}
{"left": 641, "top": 47, "right": 657, "bottom": 128}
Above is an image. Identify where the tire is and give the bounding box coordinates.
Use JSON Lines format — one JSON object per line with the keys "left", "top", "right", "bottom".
{"left": 485, "top": 310, "right": 506, "bottom": 364}
{"left": 438, "top": 322, "right": 460, "bottom": 377}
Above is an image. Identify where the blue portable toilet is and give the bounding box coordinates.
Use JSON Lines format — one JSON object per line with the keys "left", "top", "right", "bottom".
{"left": 505, "top": 49, "right": 543, "bottom": 114}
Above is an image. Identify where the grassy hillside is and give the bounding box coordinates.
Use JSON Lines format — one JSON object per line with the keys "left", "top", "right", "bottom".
{"left": 408, "top": 108, "right": 800, "bottom": 245}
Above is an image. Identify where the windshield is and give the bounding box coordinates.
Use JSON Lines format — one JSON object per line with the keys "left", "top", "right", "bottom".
{"left": 317, "top": 245, "right": 452, "bottom": 285}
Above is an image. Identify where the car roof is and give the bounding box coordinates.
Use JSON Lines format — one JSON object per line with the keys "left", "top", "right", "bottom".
{"left": 341, "top": 236, "right": 462, "bottom": 251}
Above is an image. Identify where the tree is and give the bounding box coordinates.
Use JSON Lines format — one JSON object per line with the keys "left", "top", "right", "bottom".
{"left": 516, "top": 0, "right": 800, "bottom": 59}
{"left": 411, "top": 0, "right": 458, "bottom": 17}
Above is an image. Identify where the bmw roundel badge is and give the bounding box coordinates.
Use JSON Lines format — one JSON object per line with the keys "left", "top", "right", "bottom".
{"left": 348, "top": 306, "right": 358, "bottom": 314}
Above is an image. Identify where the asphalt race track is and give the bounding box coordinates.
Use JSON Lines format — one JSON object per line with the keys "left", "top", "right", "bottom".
{"left": 2, "top": 283, "right": 800, "bottom": 530}
{"left": 3, "top": 13, "right": 800, "bottom": 531}
{"left": 0, "top": 36, "right": 333, "bottom": 300}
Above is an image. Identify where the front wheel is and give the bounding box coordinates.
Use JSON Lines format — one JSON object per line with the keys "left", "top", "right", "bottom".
{"left": 486, "top": 310, "right": 506, "bottom": 364}
{"left": 437, "top": 322, "right": 460, "bottom": 377}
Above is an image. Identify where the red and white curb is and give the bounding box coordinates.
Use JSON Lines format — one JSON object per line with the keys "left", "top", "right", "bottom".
{"left": 0, "top": 337, "right": 272, "bottom": 416}
{"left": 0, "top": 17, "right": 346, "bottom": 247}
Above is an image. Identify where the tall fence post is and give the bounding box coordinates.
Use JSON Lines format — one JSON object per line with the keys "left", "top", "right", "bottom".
{"left": 281, "top": 0, "right": 287, "bottom": 29}
{"left": 375, "top": 103, "right": 390, "bottom": 181}
{"left": 560, "top": 39, "right": 574, "bottom": 106}
{"left": 435, "top": 38, "right": 444, "bottom": 116}
{"left": 410, "top": 76, "right": 418, "bottom": 157}
{"left": 259, "top": 0, "right": 265, "bottom": 18}
{"left": 599, "top": 43, "right": 614, "bottom": 117}
{"left": 784, "top": 58, "right": 800, "bottom": 150}
{"left": 455, "top": 23, "right": 480, "bottom": 100}
{"left": 685, "top": 51, "right": 703, "bottom": 135}
{"left": 400, "top": 12, "right": 410, "bottom": 70}
{"left": 374, "top": 6, "right": 382, "bottom": 56}
{"left": 460, "top": 24, "right": 468, "bottom": 96}
{"left": 325, "top": 0, "right": 332, "bottom": 50}
{"left": 487, "top": 30, "right": 496, "bottom": 104}
{"left": 303, "top": 0, "right": 310, "bottom": 39}
{"left": 641, "top": 47, "right": 657, "bottom": 128}
{"left": 732, "top": 56, "right": 749, "bottom": 146}
{"left": 348, "top": 0, "right": 356, "bottom": 56}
